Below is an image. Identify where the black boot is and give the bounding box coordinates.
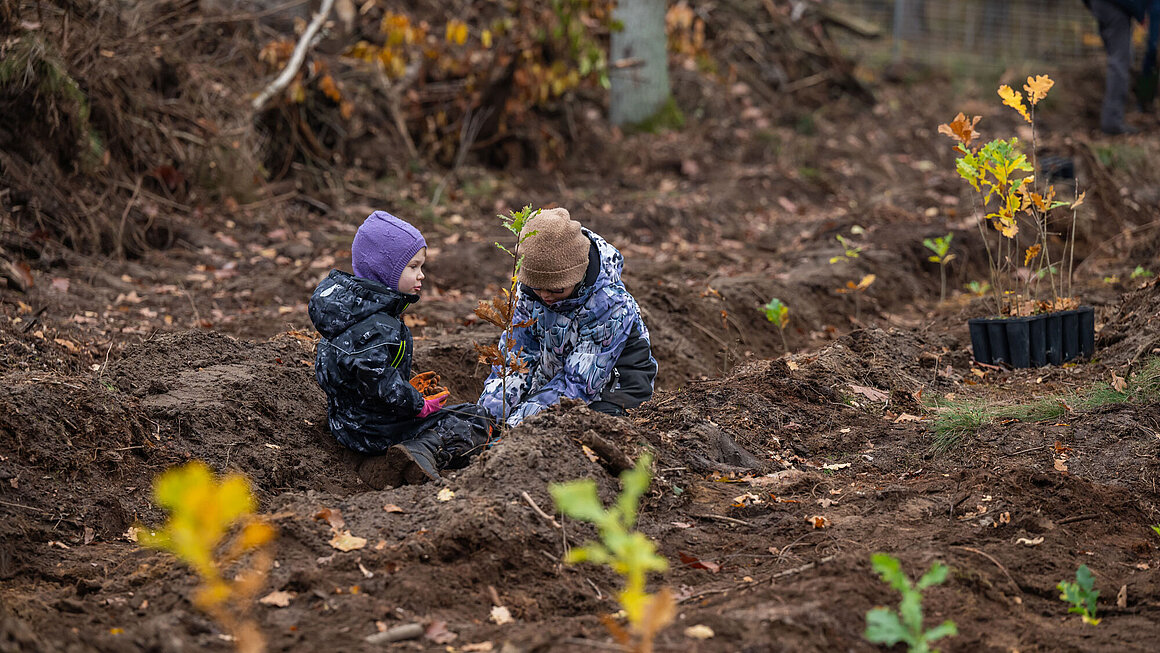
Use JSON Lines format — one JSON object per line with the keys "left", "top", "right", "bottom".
{"left": 384, "top": 430, "right": 449, "bottom": 485}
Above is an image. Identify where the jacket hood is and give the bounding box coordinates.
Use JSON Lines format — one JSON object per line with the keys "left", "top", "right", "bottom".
{"left": 523, "top": 229, "right": 623, "bottom": 313}
{"left": 309, "top": 269, "right": 418, "bottom": 339}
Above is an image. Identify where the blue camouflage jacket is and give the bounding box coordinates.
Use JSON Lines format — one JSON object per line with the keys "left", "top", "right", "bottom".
{"left": 308, "top": 270, "right": 427, "bottom": 453}
{"left": 479, "top": 229, "right": 657, "bottom": 427}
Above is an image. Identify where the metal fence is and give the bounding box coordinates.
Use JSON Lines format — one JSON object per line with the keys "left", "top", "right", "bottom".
{"left": 825, "top": 0, "right": 1107, "bottom": 69}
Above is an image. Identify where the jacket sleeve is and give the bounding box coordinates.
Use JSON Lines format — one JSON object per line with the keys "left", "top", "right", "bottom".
{"left": 505, "top": 291, "right": 633, "bottom": 426}
{"left": 478, "top": 295, "right": 537, "bottom": 423}
{"left": 347, "top": 343, "right": 425, "bottom": 418}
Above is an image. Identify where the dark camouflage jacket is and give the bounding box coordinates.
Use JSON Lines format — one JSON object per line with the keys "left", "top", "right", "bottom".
{"left": 308, "top": 270, "right": 428, "bottom": 453}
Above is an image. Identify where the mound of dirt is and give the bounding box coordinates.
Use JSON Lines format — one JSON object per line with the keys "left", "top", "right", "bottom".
{"left": 1096, "top": 278, "right": 1160, "bottom": 366}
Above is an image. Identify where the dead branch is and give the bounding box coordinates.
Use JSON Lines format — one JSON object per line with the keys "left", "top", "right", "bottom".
{"left": 251, "top": 0, "right": 336, "bottom": 111}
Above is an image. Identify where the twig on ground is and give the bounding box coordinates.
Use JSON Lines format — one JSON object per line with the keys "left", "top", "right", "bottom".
{"left": 252, "top": 0, "right": 336, "bottom": 110}
{"left": 0, "top": 500, "right": 45, "bottom": 512}
{"left": 952, "top": 546, "right": 1022, "bottom": 594}
{"left": 560, "top": 638, "right": 629, "bottom": 652}
{"left": 770, "top": 554, "right": 836, "bottom": 581}
{"left": 521, "top": 491, "right": 561, "bottom": 529}
{"left": 96, "top": 341, "right": 113, "bottom": 380}
{"left": 1057, "top": 513, "right": 1099, "bottom": 525}
{"left": 693, "top": 513, "right": 751, "bottom": 526}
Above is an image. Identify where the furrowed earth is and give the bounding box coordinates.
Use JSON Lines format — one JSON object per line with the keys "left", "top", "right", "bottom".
{"left": 4, "top": 2, "right": 1160, "bottom": 652}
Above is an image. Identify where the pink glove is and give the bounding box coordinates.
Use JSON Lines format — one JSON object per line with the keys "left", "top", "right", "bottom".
{"left": 417, "top": 392, "right": 449, "bottom": 418}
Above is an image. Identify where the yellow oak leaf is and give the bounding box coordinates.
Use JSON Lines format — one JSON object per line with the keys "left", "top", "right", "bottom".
{"left": 998, "top": 85, "right": 1031, "bottom": 123}
{"left": 992, "top": 215, "right": 1019, "bottom": 238}
{"left": 1071, "top": 191, "right": 1086, "bottom": 209}
{"left": 1023, "top": 74, "right": 1054, "bottom": 105}
{"left": 1024, "top": 244, "right": 1041, "bottom": 266}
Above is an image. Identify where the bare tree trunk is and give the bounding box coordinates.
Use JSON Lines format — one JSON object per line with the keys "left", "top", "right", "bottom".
{"left": 609, "top": 0, "right": 670, "bottom": 127}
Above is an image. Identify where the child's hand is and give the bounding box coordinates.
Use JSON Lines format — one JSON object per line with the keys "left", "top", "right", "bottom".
{"left": 417, "top": 391, "right": 449, "bottom": 418}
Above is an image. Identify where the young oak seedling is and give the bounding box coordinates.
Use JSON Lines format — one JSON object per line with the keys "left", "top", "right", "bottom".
{"left": 835, "top": 274, "right": 876, "bottom": 323}
{"left": 137, "top": 461, "right": 275, "bottom": 653}
{"left": 763, "top": 297, "right": 790, "bottom": 352}
{"left": 474, "top": 205, "right": 539, "bottom": 423}
{"left": 864, "top": 553, "right": 958, "bottom": 653}
{"left": 1058, "top": 564, "right": 1101, "bottom": 625}
{"left": 550, "top": 452, "right": 673, "bottom": 653}
{"left": 923, "top": 233, "right": 955, "bottom": 303}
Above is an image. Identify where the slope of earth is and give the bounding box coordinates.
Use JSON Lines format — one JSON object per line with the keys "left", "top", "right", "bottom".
{"left": 6, "top": 1, "right": 1160, "bottom": 652}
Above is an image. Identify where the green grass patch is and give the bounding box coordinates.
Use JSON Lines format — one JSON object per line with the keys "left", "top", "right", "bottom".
{"left": 929, "top": 358, "right": 1160, "bottom": 453}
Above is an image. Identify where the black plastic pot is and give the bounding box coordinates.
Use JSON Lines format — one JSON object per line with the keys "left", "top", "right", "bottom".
{"left": 967, "top": 306, "right": 1094, "bottom": 368}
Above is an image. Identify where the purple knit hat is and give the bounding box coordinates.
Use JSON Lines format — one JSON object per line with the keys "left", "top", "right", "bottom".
{"left": 351, "top": 211, "right": 427, "bottom": 291}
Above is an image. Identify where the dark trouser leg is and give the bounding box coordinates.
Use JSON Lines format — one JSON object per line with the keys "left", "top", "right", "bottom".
{"left": 588, "top": 400, "right": 628, "bottom": 416}
{"left": 1092, "top": 0, "right": 1133, "bottom": 132}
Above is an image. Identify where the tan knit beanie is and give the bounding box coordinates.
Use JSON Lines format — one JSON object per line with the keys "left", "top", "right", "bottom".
{"left": 517, "top": 207, "right": 591, "bottom": 290}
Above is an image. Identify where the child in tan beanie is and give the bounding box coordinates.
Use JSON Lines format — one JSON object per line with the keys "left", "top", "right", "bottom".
{"left": 478, "top": 207, "right": 657, "bottom": 426}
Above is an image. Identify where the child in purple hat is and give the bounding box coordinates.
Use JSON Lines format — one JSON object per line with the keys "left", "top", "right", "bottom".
{"left": 309, "top": 211, "right": 495, "bottom": 488}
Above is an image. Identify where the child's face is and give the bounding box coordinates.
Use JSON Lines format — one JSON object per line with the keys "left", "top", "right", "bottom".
{"left": 398, "top": 247, "right": 426, "bottom": 295}
{"left": 529, "top": 283, "right": 577, "bottom": 306}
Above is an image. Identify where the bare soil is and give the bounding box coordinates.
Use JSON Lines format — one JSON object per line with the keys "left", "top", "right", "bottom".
{"left": 5, "top": 2, "right": 1160, "bottom": 652}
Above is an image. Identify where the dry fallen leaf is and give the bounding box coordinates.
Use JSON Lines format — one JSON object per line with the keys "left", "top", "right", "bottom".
{"left": 684, "top": 624, "right": 715, "bottom": 640}
{"left": 489, "top": 605, "right": 513, "bottom": 625}
{"left": 259, "top": 590, "right": 295, "bottom": 607}
{"left": 849, "top": 384, "right": 888, "bottom": 402}
{"left": 437, "top": 487, "right": 455, "bottom": 502}
{"left": 1054, "top": 459, "right": 1069, "bottom": 473}
{"left": 1016, "top": 536, "right": 1044, "bottom": 546}
{"left": 1111, "top": 371, "right": 1128, "bottom": 393}
{"left": 580, "top": 444, "right": 600, "bottom": 463}
{"left": 822, "top": 462, "right": 851, "bottom": 471}
{"left": 461, "top": 643, "right": 495, "bottom": 652}
{"left": 807, "top": 515, "right": 829, "bottom": 529}
{"left": 894, "top": 413, "right": 924, "bottom": 423}
{"left": 678, "top": 552, "right": 721, "bottom": 573}
{"left": 329, "top": 530, "right": 367, "bottom": 552}
{"left": 424, "top": 621, "right": 457, "bottom": 644}
{"left": 1117, "top": 584, "right": 1127, "bottom": 608}
{"left": 383, "top": 504, "right": 405, "bottom": 513}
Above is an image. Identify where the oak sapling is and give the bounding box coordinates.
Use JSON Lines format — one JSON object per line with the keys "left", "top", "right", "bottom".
{"left": 550, "top": 453, "right": 674, "bottom": 653}
{"left": 473, "top": 205, "right": 539, "bottom": 423}
{"left": 864, "top": 553, "right": 957, "bottom": 653}
{"left": 1131, "top": 265, "right": 1154, "bottom": 280}
{"left": 940, "top": 75, "right": 1086, "bottom": 317}
{"left": 835, "top": 274, "right": 876, "bottom": 323}
{"left": 763, "top": 297, "right": 790, "bottom": 352}
{"left": 1058, "top": 564, "right": 1101, "bottom": 625}
{"left": 829, "top": 233, "right": 863, "bottom": 264}
{"left": 965, "top": 280, "right": 991, "bottom": 297}
{"left": 137, "top": 461, "right": 275, "bottom": 653}
{"left": 923, "top": 233, "right": 955, "bottom": 303}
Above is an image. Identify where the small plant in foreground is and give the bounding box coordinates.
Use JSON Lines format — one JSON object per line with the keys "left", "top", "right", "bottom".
{"left": 473, "top": 205, "right": 539, "bottom": 422}
{"left": 1058, "top": 564, "right": 1100, "bottom": 625}
{"left": 1150, "top": 524, "right": 1160, "bottom": 537}
{"left": 763, "top": 297, "right": 790, "bottom": 352}
{"left": 550, "top": 453, "right": 673, "bottom": 653}
{"left": 864, "top": 553, "right": 958, "bottom": 653}
{"left": 1131, "top": 265, "right": 1154, "bottom": 280}
{"left": 923, "top": 233, "right": 955, "bottom": 303}
{"left": 137, "top": 461, "right": 275, "bottom": 653}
